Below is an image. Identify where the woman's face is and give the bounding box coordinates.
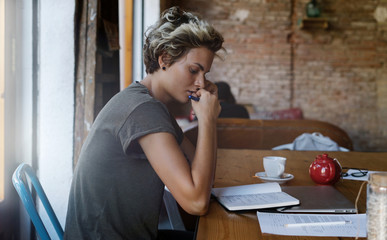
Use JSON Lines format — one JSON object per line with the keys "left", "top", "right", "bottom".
{"left": 161, "top": 47, "right": 215, "bottom": 103}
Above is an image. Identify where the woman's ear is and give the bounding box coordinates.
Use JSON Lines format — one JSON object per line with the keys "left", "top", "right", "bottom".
{"left": 158, "top": 55, "right": 165, "bottom": 69}
{"left": 158, "top": 53, "right": 171, "bottom": 70}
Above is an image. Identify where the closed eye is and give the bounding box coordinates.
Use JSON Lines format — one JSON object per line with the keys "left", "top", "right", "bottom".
{"left": 190, "top": 63, "right": 204, "bottom": 74}
{"left": 189, "top": 68, "right": 199, "bottom": 74}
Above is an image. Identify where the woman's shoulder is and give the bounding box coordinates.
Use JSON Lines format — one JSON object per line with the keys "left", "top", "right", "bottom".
{"left": 113, "top": 82, "right": 155, "bottom": 106}
{"left": 219, "top": 102, "right": 250, "bottom": 119}
{"left": 124, "top": 81, "right": 150, "bottom": 96}
{"left": 96, "top": 82, "right": 164, "bottom": 121}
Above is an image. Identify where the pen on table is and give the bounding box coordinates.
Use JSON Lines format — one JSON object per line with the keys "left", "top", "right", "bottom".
{"left": 284, "top": 220, "right": 351, "bottom": 228}
{"left": 189, "top": 95, "right": 200, "bottom": 101}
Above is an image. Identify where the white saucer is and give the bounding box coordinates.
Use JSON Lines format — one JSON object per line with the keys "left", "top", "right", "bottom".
{"left": 254, "top": 172, "right": 294, "bottom": 184}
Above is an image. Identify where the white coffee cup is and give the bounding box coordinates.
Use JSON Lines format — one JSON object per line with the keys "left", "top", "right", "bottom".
{"left": 263, "top": 156, "right": 286, "bottom": 178}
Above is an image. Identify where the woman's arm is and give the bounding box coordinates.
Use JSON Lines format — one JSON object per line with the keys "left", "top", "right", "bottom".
{"left": 180, "top": 135, "right": 196, "bottom": 164}
{"left": 138, "top": 90, "right": 219, "bottom": 215}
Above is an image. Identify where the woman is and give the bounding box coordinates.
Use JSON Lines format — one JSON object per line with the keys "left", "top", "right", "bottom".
{"left": 64, "top": 6, "right": 224, "bottom": 240}
{"left": 215, "top": 81, "right": 250, "bottom": 119}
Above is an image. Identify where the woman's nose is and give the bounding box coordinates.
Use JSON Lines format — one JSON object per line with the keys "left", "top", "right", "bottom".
{"left": 195, "top": 75, "right": 206, "bottom": 89}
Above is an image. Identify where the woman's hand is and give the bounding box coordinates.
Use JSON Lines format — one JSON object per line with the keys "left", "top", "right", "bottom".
{"left": 204, "top": 80, "right": 218, "bottom": 96}
{"left": 191, "top": 87, "right": 221, "bottom": 123}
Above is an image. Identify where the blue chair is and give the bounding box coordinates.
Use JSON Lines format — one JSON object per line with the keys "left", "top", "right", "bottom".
{"left": 12, "top": 163, "right": 64, "bottom": 240}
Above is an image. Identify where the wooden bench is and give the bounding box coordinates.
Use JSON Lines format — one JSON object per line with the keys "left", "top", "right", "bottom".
{"left": 184, "top": 118, "right": 353, "bottom": 151}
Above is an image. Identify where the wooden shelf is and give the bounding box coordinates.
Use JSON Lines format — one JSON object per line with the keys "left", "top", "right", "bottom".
{"left": 298, "top": 18, "right": 329, "bottom": 29}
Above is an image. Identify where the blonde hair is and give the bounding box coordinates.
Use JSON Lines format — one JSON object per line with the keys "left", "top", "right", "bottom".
{"left": 143, "top": 6, "right": 224, "bottom": 74}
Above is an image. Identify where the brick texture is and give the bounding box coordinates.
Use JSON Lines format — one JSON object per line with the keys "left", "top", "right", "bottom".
{"left": 168, "top": 0, "right": 387, "bottom": 151}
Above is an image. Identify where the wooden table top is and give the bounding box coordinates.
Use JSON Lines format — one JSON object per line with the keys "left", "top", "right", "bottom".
{"left": 195, "top": 149, "right": 387, "bottom": 240}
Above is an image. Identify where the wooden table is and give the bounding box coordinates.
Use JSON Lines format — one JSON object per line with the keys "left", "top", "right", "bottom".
{"left": 195, "top": 149, "right": 387, "bottom": 240}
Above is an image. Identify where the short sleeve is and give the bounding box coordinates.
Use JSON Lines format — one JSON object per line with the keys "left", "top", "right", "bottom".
{"left": 118, "top": 101, "right": 183, "bottom": 154}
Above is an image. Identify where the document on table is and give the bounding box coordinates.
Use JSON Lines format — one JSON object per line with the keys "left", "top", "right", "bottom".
{"left": 256, "top": 211, "right": 366, "bottom": 237}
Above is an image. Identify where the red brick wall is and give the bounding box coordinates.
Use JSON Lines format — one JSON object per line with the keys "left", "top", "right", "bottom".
{"left": 170, "top": 0, "right": 387, "bottom": 151}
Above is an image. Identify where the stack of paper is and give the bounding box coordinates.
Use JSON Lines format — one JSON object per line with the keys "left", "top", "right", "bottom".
{"left": 257, "top": 211, "right": 366, "bottom": 237}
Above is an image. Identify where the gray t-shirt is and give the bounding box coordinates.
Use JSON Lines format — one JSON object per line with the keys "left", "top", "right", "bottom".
{"left": 64, "top": 82, "right": 183, "bottom": 240}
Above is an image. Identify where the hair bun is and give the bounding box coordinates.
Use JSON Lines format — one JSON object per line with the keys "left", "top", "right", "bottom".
{"left": 162, "top": 6, "right": 190, "bottom": 25}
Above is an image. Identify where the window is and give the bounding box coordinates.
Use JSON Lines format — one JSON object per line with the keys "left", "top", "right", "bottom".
{"left": 0, "top": 0, "right": 5, "bottom": 202}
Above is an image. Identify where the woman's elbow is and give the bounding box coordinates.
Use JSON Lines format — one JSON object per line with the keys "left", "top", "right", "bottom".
{"left": 183, "top": 199, "right": 210, "bottom": 216}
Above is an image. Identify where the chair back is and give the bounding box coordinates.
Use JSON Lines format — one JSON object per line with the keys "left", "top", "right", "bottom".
{"left": 184, "top": 118, "right": 353, "bottom": 150}
{"left": 12, "top": 163, "right": 64, "bottom": 240}
{"left": 215, "top": 118, "right": 353, "bottom": 150}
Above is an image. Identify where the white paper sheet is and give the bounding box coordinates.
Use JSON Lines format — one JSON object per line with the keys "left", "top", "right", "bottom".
{"left": 256, "top": 212, "right": 366, "bottom": 237}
